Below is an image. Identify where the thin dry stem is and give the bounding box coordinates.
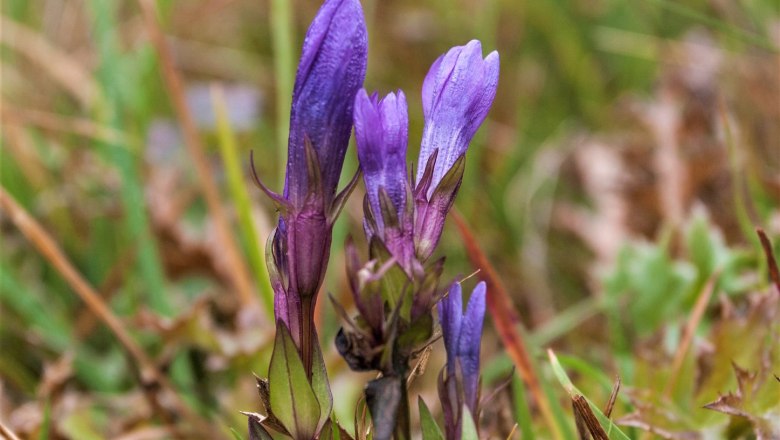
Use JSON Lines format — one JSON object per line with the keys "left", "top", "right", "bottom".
{"left": 136, "top": 0, "right": 256, "bottom": 308}
{"left": 0, "top": 187, "right": 225, "bottom": 439}
{"left": 663, "top": 273, "right": 718, "bottom": 396}
{"left": 1, "top": 104, "right": 128, "bottom": 145}
{"left": 603, "top": 376, "right": 621, "bottom": 419}
{"left": 0, "top": 16, "right": 99, "bottom": 108}
{"left": 0, "top": 420, "right": 23, "bottom": 440}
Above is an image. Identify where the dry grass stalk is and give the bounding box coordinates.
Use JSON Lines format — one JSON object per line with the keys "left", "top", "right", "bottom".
{"left": 0, "top": 187, "right": 226, "bottom": 439}
{"left": 0, "top": 16, "right": 99, "bottom": 108}
{"left": 136, "top": 0, "right": 256, "bottom": 308}
{"left": 663, "top": 273, "right": 718, "bottom": 397}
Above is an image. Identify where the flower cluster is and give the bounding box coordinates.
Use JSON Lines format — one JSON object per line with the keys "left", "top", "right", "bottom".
{"left": 249, "top": 1, "right": 498, "bottom": 439}
{"left": 249, "top": 1, "right": 366, "bottom": 439}
{"left": 335, "top": 40, "right": 498, "bottom": 439}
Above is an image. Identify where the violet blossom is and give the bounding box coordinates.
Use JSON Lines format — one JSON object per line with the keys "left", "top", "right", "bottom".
{"left": 414, "top": 40, "right": 499, "bottom": 260}
{"left": 438, "top": 281, "right": 487, "bottom": 440}
{"left": 353, "top": 89, "right": 415, "bottom": 270}
{"left": 254, "top": 0, "right": 367, "bottom": 360}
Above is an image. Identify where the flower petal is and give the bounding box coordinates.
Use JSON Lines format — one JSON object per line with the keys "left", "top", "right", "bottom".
{"left": 354, "top": 89, "right": 409, "bottom": 233}
{"left": 458, "top": 281, "right": 486, "bottom": 411}
{"left": 415, "top": 40, "right": 500, "bottom": 195}
{"left": 438, "top": 282, "right": 464, "bottom": 374}
{"left": 285, "top": 0, "right": 368, "bottom": 207}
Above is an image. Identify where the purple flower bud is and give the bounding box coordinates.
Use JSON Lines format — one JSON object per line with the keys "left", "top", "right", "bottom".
{"left": 354, "top": 89, "right": 415, "bottom": 266}
{"left": 258, "top": 0, "right": 368, "bottom": 350}
{"left": 285, "top": 0, "right": 368, "bottom": 208}
{"left": 438, "top": 281, "right": 487, "bottom": 416}
{"left": 413, "top": 41, "right": 499, "bottom": 260}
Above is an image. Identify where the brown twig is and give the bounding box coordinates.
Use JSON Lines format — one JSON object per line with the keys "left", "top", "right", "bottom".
{"left": 0, "top": 187, "right": 225, "bottom": 439}
{"left": 0, "top": 104, "right": 127, "bottom": 145}
{"left": 451, "top": 210, "right": 564, "bottom": 440}
{"left": 0, "top": 419, "right": 23, "bottom": 440}
{"left": 663, "top": 273, "right": 718, "bottom": 397}
{"left": 0, "top": 16, "right": 99, "bottom": 108}
{"left": 757, "top": 229, "right": 780, "bottom": 294}
{"left": 572, "top": 395, "right": 609, "bottom": 440}
{"left": 603, "top": 376, "right": 621, "bottom": 419}
{"left": 136, "top": 0, "right": 256, "bottom": 308}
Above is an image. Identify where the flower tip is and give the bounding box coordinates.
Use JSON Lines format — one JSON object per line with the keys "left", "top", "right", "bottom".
{"left": 465, "top": 281, "right": 487, "bottom": 321}
{"left": 472, "top": 281, "right": 487, "bottom": 301}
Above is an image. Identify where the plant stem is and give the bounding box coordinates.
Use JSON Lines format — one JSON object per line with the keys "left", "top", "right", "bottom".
{"left": 301, "top": 297, "right": 314, "bottom": 379}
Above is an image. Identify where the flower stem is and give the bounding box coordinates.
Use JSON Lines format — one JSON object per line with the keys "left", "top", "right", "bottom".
{"left": 300, "top": 297, "right": 314, "bottom": 378}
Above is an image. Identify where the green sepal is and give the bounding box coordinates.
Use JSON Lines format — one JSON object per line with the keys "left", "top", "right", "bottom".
{"left": 378, "top": 187, "right": 399, "bottom": 228}
{"left": 320, "top": 417, "right": 355, "bottom": 440}
{"left": 330, "top": 169, "right": 362, "bottom": 223}
{"left": 245, "top": 413, "right": 274, "bottom": 440}
{"left": 268, "top": 322, "right": 321, "bottom": 440}
{"left": 397, "top": 312, "right": 433, "bottom": 353}
{"left": 431, "top": 154, "right": 465, "bottom": 198}
{"left": 303, "top": 136, "right": 324, "bottom": 198}
{"left": 311, "top": 330, "right": 333, "bottom": 433}
{"left": 369, "top": 237, "right": 412, "bottom": 320}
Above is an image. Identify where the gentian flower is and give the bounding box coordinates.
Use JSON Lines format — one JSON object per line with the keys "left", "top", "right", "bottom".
{"left": 353, "top": 89, "right": 415, "bottom": 269}
{"left": 438, "top": 281, "right": 487, "bottom": 440}
{"left": 254, "top": 0, "right": 367, "bottom": 363}
{"left": 414, "top": 41, "right": 499, "bottom": 260}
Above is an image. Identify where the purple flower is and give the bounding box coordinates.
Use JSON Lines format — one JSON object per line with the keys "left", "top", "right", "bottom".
{"left": 284, "top": 0, "right": 368, "bottom": 208}
{"left": 414, "top": 41, "right": 499, "bottom": 260}
{"left": 255, "top": 0, "right": 367, "bottom": 351}
{"left": 438, "top": 281, "right": 486, "bottom": 439}
{"left": 353, "top": 89, "right": 415, "bottom": 267}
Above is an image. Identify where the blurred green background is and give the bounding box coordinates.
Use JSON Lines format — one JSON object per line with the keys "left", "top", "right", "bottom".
{"left": 1, "top": 0, "right": 779, "bottom": 438}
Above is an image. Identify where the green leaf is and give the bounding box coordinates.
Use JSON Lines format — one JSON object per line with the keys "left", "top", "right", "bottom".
{"left": 397, "top": 313, "right": 433, "bottom": 351}
{"left": 418, "top": 397, "right": 444, "bottom": 440}
{"left": 311, "top": 332, "right": 333, "bottom": 433}
{"left": 548, "top": 350, "right": 631, "bottom": 440}
{"left": 460, "top": 406, "right": 479, "bottom": 440}
{"left": 269, "top": 324, "right": 321, "bottom": 440}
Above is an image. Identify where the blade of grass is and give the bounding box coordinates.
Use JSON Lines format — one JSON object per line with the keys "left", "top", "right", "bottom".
{"left": 452, "top": 209, "right": 574, "bottom": 440}
{"left": 211, "top": 84, "right": 274, "bottom": 315}
{"left": 136, "top": 0, "right": 256, "bottom": 308}
{"left": 270, "top": 0, "right": 295, "bottom": 187}
{"left": 87, "top": 0, "right": 171, "bottom": 315}
{"left": 548, "top": 350, "right": 631, "bottom": 440}
{"left": 0, "top": 187, "right": 226, "bottom": 439}
{"left": 0, "top": 420, "right": 23, "bottom": 440}
{"left": 646, "top": 0, "right": 778, "bottom": 52}
{"left": 511, "top": 374, "right": 536, "bottom": 440}
{"left": 1, "top": 105, "right": 129, "bottom": 146}
{"left": 0, "top": 262, "right": 72, "bottom": 351}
